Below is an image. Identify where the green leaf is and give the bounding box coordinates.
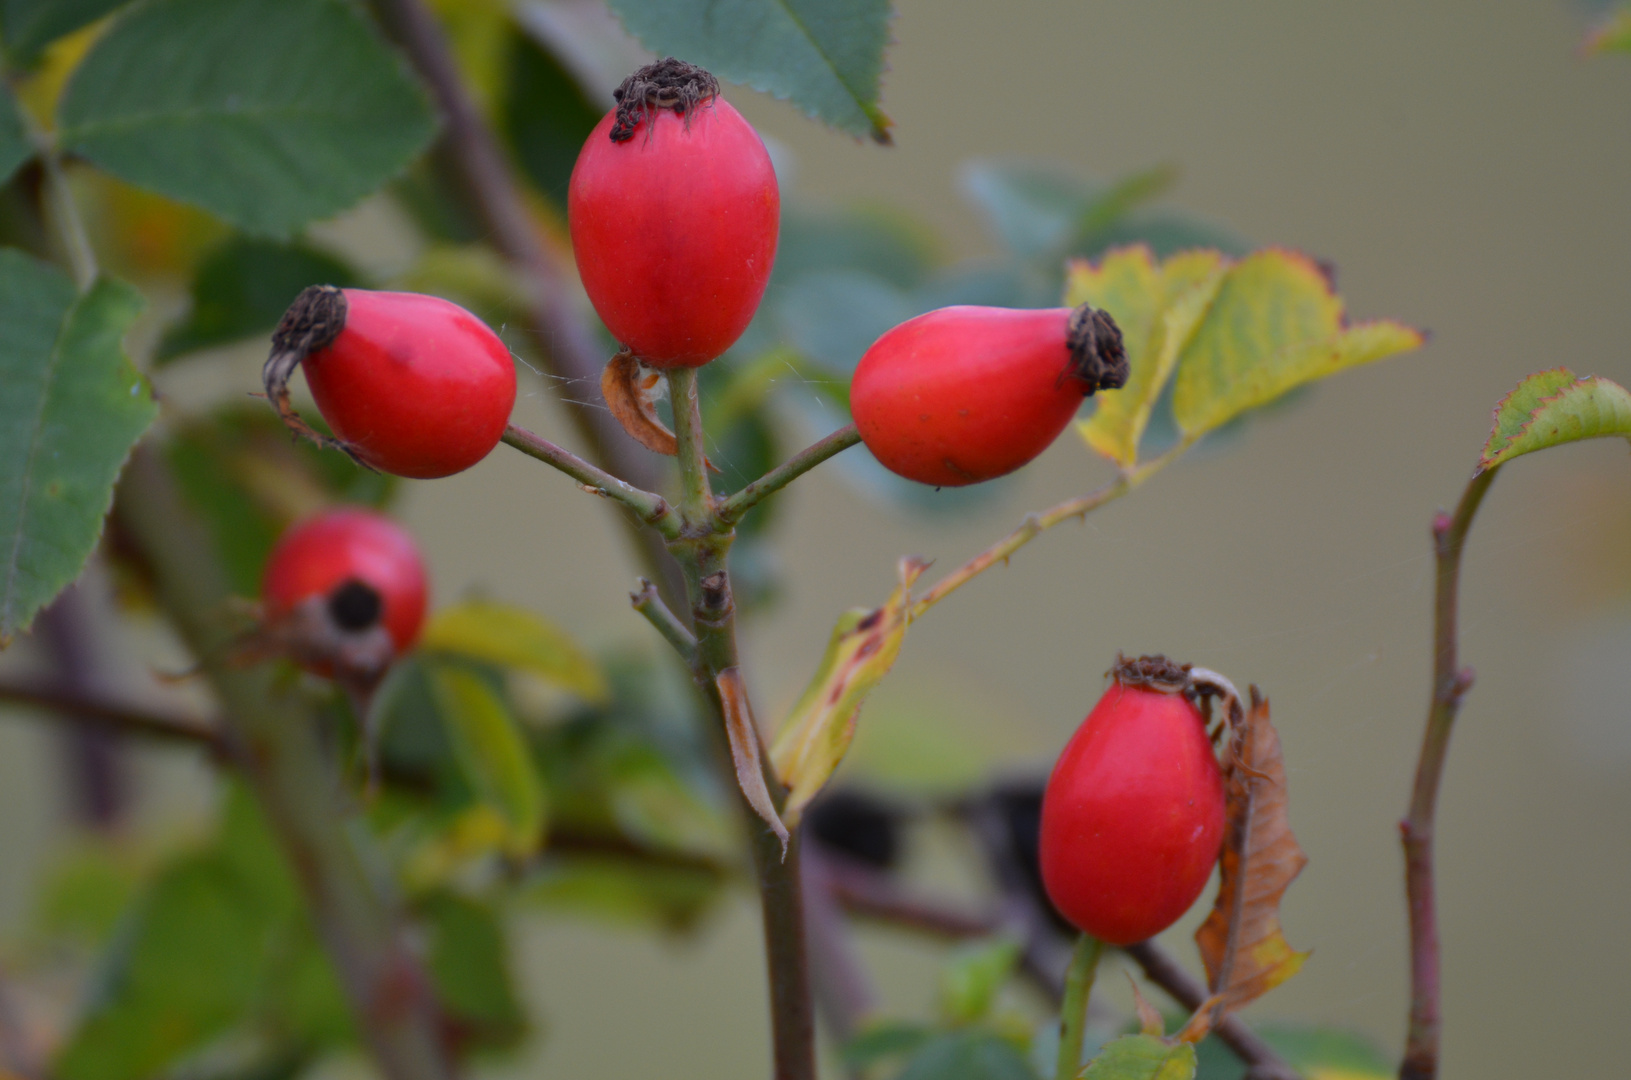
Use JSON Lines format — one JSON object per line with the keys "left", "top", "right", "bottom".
{"left": 769, "top": 557, "right": 927, "bottom": 826}
{"left": 422, "top": 599, "right": 609, "bottom": 703}
{"left": 604, "top": 0, "right": 894, "bottom": 142}
{"left": 157, "top": 236, "right": 360, "bottom": 363}
{"left": 1067, "top": 247, "right": 1225, "bottom": 468}
{"left": 894, "top": 1030, "right": 1037, "bottom": 1080}
{"left": 0, "top": 0, "right": 128, "bottom": 67}
{"left": 57, "top": 0, "right": 438, "bottom": 238}
{"left": 939, "top": 937, "right": 1023, "bottom": 1025}
{"left": 841, "top": 1020, "right": 933, "bottom": 1069}
{"left": 1170, "top": 249, "right": 1424, "bottom": 439}
{"left": 523, "top": 854, "right": 722, "bottom": 932}
{"left": 1081, "top": 1035, "right": 1196, "bottom": 1080}
{"left": 1478, "top": 369, "right": 1631, "bottom": 472}
{"left": 961, "top": 161, "right": 1176, "bottom": 261}
{"left": 427, "top": 660, "right": 547, "bottom": 856}
{"left": 0, "top": 81, "right": 32, "bottom": 186}
{"left": 500, "top": 26, "right": 602, "bottom": 204}
{"left": 0, "top": 252, "right": 153, "bottom": 643}
{"left": 420, "top": 891, "right": 526, "bottom": 1051}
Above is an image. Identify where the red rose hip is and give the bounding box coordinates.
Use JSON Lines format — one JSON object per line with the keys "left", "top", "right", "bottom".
{"left": 569, "top": 59, "right": 779, "bottom": 368}
{"left": 850, "top": 303, "right": 1127, "bottom": 487}
{"left": 263, "top": 287, "right": 517, "bottom": 479}
{"left": 261, "top": 507, "right": 428, "bottom": 679}
{"left": 1039, "top": 657, "right": 1226, "bottom": 945}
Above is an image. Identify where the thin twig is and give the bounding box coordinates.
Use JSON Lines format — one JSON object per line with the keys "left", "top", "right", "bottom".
{"left": 668, "top": 369, "right": 713, "bottom": 525}
{"left": 0, "top": 680, "right": 225, "bottom": 754}
{"left": 1399, "top": 466, "right": 1498, "bottom": 1080}
{"left": 1121, "top": 943, "right": 1300, "bottom": 1080}
{"left": 911, "top": 443, "right": 1188, "bottom": 618}
{"left": 629, "top": 578, "right": 698, "bottom": 664}
{"left": 502, "top": 424, "right": 678, "bottom": 537}
{"left": 716, "top": 425, "right": 862, "bottom": 525}
{"left": 367, "top": 0, "right": 686, "bottom": 606}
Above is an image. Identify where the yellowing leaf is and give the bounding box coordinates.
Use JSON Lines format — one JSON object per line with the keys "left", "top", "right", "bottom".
{"left": 1478, "top": 369, "right": 1631, "bottom": 472}
{"left": 1171, "top": 249, "right": 1423, "bottom": 438}
{"left": 1195, "top": 689, "right": 1309, "bottom": 1016}
{"left": 423, "top": 599, "right": 608, "bottom": 703}
{"left": 771, "top": 557, "right": 928, "bottom": 826}
{"left": 1079, "top": 1034, "right": 1196, "bottom": 1080}
{"left": 1070, "top": 246, "right": 1225, "bottom": 468}
{"left": 427, "top": 662, "right": 546, "bottom": 857}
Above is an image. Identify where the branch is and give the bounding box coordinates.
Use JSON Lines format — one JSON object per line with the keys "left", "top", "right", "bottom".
{"left": 366, "top": 0, "right": 686, "bottom": 606}
{"left": 716, "top": 425, "right": 861, "bottom": 525}
{"left": 1399, "top": 465, "right": 1498, "bottom": 1080}
{"left": 0, "top": 680, "right": 225, "bottom": 755}
{"left": 629, "top": 577, "right": 698, "bottom": 665}
{"left": 501, "top": 424, "right": 678, "bottom": 537}
{"left": 117, "top": 446, "right": 460, "bottom": 1080}
{"left": 911, "top": 444, "right": 1186, "bottom": 618}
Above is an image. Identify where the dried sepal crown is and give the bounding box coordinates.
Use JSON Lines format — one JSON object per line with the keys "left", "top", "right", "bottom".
{"left": 609, "top": 57, "right": 721, "bottom": 142}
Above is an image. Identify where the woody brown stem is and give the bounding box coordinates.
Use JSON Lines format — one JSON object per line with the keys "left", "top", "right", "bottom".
{"left": 1399, "top": 466, "right": 1498, "bottom": 1080}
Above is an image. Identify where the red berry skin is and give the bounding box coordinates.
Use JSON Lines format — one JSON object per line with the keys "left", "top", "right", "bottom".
{"left": 1039, "top": 683, "right": 1226, "bottom": 946}
{"left": 568, "top": 97, "right": 779, "bottom": 368}
{"left": 262, "top": 508, "right": 428, "bottom": 658}
{"left": 850, "top": 306, "right": 1084, "bottom": 487}
{"left": 302, "top": 290, "right": 516, "bottom": 479}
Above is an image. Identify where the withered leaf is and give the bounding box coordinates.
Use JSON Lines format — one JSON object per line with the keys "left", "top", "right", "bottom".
{"left": 601, "top": 350, "right": 717, "bottom": 470}
{"left": 1194, "top": 687, "right": 1309, "bottom": 1018}
{"left": 716, "top": 666, "right": 789, "bottom": 855}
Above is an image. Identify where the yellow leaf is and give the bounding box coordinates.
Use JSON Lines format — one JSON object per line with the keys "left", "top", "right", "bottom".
{"left": 1170, "top": 249, "right": 1423, "bottom": 438}
{"left": 770, "top": 557, "right": 928, "bottom": 826}
{"left": 1071, "top": 247, "right": 1226, "bottom": 467}
{"left": 423, "top": 599, "right": 608, "bottom": 703}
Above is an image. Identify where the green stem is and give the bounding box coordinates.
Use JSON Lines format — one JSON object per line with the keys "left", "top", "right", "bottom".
{"left": 716, "top": 424, "right": 861, "bottom": 525}
{"left": 501, "top": 424, "right": 678, "bottom": 538}
{"left": 117, "top": 447, "right": 459, "bottom": 1080}
{"left": 661, "top": 367, "right": 815, "bottom": 1080}
{"left": 668, "top": 368, "right": 712, "bottom": 524}
{"left": 913, "top": 441, "right": 1188, "bottom": 619}
{"left": 1399, "top": 465, "right": 1498, "bottom": 1080}
{"left": 629, "top": 577, "right": 698, "bottom": 664}
{"left": 1056, "top": 934, "right": 1105, "bottom": 1080}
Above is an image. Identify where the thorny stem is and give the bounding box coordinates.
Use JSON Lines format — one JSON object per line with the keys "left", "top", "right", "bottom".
{"left": 117, "top": 447, "right": 460, "bottom": 1080}
{"left": 716, "top": 425, "right": 862, "bottom": 525}
{"left": 912, "top": 443, "right": 1188, "bottom": 618}
{"left": 0, "top": 681, "right": 224, "bottom": 755}
{"left": 1056, "top": 934, "right": 1104, "bottom": 1080}
{"left": 501, "top": 424, "right": 678, "bottom": 538}
{"left": 1399, "top": 465, "right": 1498, "bottom": 1080}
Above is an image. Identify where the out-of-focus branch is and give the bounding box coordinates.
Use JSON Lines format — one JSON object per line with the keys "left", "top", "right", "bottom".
{"left": 117, "top": 445, "right": 460, "bottom": 1080}
{"left": 0, "top": 680, "right": 224, "bottom": 755}
{"left": 1121, "top": 943, "right": 1299, "bottom": 1080}
{"left": 367, "top": 0, "right": 685, "bottom": 606}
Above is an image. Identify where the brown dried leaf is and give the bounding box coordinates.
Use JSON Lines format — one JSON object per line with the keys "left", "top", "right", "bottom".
{"left": 1194, "top": 687, "right": 1309, "bottom": 1014}
{"left": 601, "top": 351, "right": 717, "bottom": 470}
{"left": 716, "top": 666, "right": 789, "bottom": 855}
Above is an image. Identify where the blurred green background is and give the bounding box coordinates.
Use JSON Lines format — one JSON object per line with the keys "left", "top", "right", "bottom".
{"left": 2, "top": 1, "right": 1629, "bottom": 1078}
